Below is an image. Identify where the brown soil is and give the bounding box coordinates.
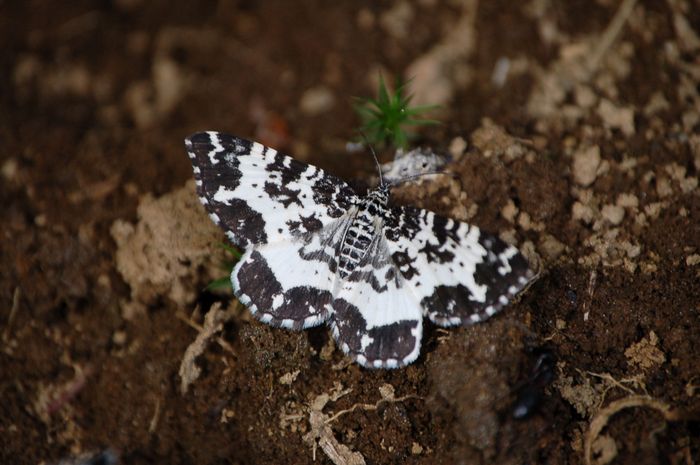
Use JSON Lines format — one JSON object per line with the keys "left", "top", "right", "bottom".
{"left": 2, "top": 1, "right": 699, "bottom": 464}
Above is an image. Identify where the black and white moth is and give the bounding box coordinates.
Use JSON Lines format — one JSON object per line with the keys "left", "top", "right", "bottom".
{"left": 186, "top": 132, "right": 533, "bottom": 368}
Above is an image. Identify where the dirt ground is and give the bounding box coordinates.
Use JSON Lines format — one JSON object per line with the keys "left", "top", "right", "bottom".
{"left": 2, "top": 1, "right": 699, "bottom": 464}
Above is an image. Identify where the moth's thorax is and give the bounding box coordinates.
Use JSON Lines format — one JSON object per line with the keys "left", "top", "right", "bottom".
{"left": 337, "top": 187, "right": 390, "bottom": 279}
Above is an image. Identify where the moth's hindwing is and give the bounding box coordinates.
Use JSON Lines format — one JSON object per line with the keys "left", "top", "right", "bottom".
{"left": 330, "top": 232, "right": 423, "bottom": 369}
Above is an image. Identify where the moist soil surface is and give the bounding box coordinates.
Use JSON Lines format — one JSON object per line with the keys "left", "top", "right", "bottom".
{"left": 2, "top": 2, "right": 699, "bottom": 464}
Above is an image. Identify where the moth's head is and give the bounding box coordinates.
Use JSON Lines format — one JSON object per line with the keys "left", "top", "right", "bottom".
{"left": 368, "top": 184, "right": 390, "bottom": 204}
{"left": 362, "top": 138, "right": 454, "bottom": 193}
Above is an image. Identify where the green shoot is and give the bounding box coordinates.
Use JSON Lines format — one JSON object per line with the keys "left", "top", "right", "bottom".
{"left": 206, "top": 243, "right": 242, "bottom": 291}
{"left": 354, "top": 75, "right": 440, "bottom": 150}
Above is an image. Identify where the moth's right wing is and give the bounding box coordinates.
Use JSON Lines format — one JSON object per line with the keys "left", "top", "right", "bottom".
{"left": 383, "top": 206, "right": 534, "bottom": 327}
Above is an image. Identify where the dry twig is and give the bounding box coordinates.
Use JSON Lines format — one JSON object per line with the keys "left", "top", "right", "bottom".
{"left": 584, "top": 395, "right": 681, "bottom": 465}
{"left": 177, "top": 303, "right": 236, "bottom": 394}
{"left": 303, "top": 383, "right": 420, "bottom": 465}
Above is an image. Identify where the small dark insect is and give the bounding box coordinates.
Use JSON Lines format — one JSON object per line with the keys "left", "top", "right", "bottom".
{"left": 511, "top": 348, "right": 556, "bottom": 420}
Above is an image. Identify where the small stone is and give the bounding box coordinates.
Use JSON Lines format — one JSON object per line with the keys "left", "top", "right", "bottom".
{"left": 113, "top": 330, "right": 127, "bottom": 345}
{"left": 622, "top": 241, "right": 641, "bottom": 259}
{"left": 655, "top": 176, "right": 673, "bottom": 198}
{"left": 574, "top": 85, "right": 596, "bottom": 108}
{"left": 539, "top": 234, "right": 565, "bottom": 260}
{"left": 153, "top": 57, "right": 184, "bottom": 115}
{"left": 641, "top": 261, "right": 658, "bottom": 274}
{"left": 601, "top": 204, "right": 625, "bottom": 225}
{"left": 687, "top": 254, "right": 700, "bottom": 266}
{"left": 517, "top": 212, "right": 532, "bottom": 230}
{"left": 619, "top": 156, "right": 638, "bottom": 172}
{"left": 616, "top": 193, "right": 638, "bottom": 209}
{"left": 499, "top": 229, "right": 518, "bottom": 247}
{"left": 501, "top": 200, "right": 518, "bottom": 223}
{"left": 97, "top": 274, "right": 111, "bottom": 289}
{"left": 124, "top": 81, "right": 157, "bottom": 128}
{"left": 623, "top": 258, "right": 638, "bottom": 273}
{"left": 572, "top": 146, "right": 601, "bottom": 186}
{"left": 572, "top": 201, "right": 595, "bottom": 224}
{"left": 448, "top": 136, "right": 467, "bottom": 159}
{"left": 634, "top": 212, "right": 648, "bottom": 228}
{"left": 124, "top": 182, "right": 139, "bottom": 196}
{"left": 643, "top": 91, "right": 669, "bottom": 116}
{"left": 491, "top": 57, "right": 510, "bottom": 87}
{"left": 220, "top": 408, "right": 235, "bottom": 424}
{"left": 279, "top": 370, "right": 300, "bottom": 385}
{"left": 380, "top": 1, "right": 414, "bottom": 39}
{"left": 1, "top": 158, "right": 18, "bottom": 180}
{"left": 597, "top": 98, "right": 635, "bottom": 136}
{"left": 644, "top": 202, "right": 666, "bottom": 219}
{"left": 411, "top": 442, "right": 423, "bottom": 455}
{"left": 299, "top": 86, "right": 335, "bottom": 116}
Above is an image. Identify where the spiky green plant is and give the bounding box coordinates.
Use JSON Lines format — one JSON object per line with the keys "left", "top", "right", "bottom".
{"left": 354, "top": 75, "right": 440, "bottom": 150}
{"left": 206, "top": 243, "right": 241, "bottom": 290}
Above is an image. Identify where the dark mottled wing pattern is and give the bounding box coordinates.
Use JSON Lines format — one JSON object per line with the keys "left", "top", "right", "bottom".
{"left": 383, "top": 206, "right": 533, "bottom": 326}
{"left": 185, "top": 132, "right": 358, "bottom": 248}
{"left": 186, "top": 132, "right": 534, "bottom": 369}
{"left": 231, "top": 216, "right": 351, "bottom": 329}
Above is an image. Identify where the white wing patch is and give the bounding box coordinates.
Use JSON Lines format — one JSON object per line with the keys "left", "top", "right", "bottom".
{"left": 231, "top": 215, "right": 351, "bottom": 330}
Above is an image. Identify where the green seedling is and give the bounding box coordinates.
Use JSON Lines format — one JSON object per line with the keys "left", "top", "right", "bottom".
{"left": 354, "top": 75, "right": 440, "bottom": 150}
{"left": 206, "top": 243, "right": 242, "bottom": 291}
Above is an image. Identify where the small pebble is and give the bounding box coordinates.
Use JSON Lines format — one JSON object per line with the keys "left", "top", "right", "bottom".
{"left": 601, "top": 204, "right": 625, "bottom": 225}
{"left": 572, "top": 145, "right": 601, "bottom": 187}
{"left": 616, "top": 193, "right": 638, "bottom": 209}
{"left": 299, "top": 86, "right": 335, "bottom": 116}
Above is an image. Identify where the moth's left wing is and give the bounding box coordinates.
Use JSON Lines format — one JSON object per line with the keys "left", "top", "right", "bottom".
{"left": 383, "top": 206, "right": 534, "bottom": 327}
{"left": 186, "top": 132, "right": 359, "bottom": 248}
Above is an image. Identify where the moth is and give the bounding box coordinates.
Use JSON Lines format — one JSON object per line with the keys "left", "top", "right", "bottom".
{"left": 186, "top": 132, "right": 533, "bottom": 368}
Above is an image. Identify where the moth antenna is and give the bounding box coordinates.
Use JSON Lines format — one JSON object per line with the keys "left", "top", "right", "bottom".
{"left": 359, "top": 132, "right": 385, "bottom": 188}
{"left": 387, "top": 170, "right": 458, "bottom": 188}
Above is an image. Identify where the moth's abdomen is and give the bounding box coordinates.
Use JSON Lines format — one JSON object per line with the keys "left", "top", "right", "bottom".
{"left": 337, "top": 188, "right": 389, "bottom": 279}
{"left": 338, "top": 218, "right": 374, "bottom": 278}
